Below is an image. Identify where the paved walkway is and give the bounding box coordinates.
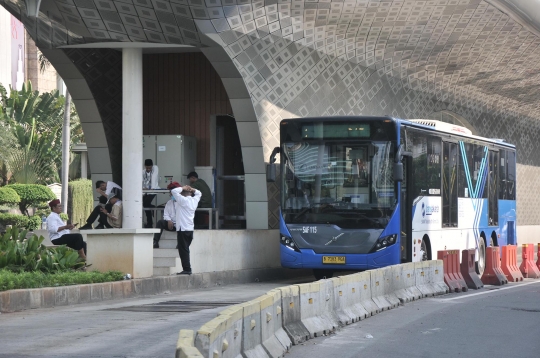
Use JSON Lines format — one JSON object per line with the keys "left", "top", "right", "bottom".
{"left": 0, "top": 276, "right": 310, "bottom": 358}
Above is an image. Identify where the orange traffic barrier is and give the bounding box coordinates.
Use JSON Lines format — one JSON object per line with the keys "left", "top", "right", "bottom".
{"left": 481, "top": 246, "right": 508, "bottom": 285}
{"left": 437, "top": 250, "right": 467, "bottom": 292}
{"left": 501, "top": 245, "right": 523, "bottom": 282}
{"left": 460, "top": 249, "right": 483, "bottom": 289}
{"left": 519, "top": 244, "right": 540, "bottom": 279}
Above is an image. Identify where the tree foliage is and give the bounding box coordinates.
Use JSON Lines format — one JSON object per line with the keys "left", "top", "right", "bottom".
{"left": 5, "top": 184, "right": 56, "bottom": 216}
{"left": 0, "top": 187, "right": 20, "bottom": 205}
{"left": 0, "top": 82, "right": 84, "bottom": 185}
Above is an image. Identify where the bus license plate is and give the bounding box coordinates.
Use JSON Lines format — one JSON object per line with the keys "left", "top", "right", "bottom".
{"left": 322, "top": 256, "right": 346, "bottom": 264}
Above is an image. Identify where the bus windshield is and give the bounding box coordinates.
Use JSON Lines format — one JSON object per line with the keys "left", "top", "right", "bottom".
{"left": 281, "top": 140, "right": 396, "bottom": 228}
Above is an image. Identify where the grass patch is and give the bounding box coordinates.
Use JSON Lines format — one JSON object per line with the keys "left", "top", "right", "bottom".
{"left": 0, "top": 269, "right": 124, "bottom": 291}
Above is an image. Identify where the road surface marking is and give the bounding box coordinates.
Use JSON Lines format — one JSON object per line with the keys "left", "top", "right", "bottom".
{"left": 438, "top": 280, "right": 540, "bottom": 302}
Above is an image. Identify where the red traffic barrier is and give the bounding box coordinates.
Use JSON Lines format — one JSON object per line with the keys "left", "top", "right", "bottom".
{"left": 437, "top": 250, "right": 467, "bottom": 292}
{"left": 519, "top": 244, "right": 540, "bottom": 279}
{"left": 481, "top": 246, "right": 508, "bottom": 286}
{"left": 501, "top": 245, "right": 523, "bottom": 282}
{"left": 536, "top": 244, "right": 540, "bottom": 272}
{"left": 460, "top": 248, "right": 483, "bottom": 289}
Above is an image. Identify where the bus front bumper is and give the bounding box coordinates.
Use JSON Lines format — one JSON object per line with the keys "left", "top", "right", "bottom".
{"left": 280, "top": 244, "right": 400, "bottom": 270}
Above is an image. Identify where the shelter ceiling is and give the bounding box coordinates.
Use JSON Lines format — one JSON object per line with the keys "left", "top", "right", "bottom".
{"left": 2, "top": 0, "right": 540, "bottom": 116}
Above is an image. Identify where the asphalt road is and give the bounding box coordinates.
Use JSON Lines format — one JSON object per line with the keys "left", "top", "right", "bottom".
{"left": 0, "top": 278, "right": 309, "bottom": 358}
{"left": 287, "top": 279, "right": 540, "bottom": 358}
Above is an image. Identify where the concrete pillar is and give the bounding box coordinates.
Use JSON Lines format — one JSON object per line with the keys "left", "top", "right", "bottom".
{"left": 80, "top": 151, "right": 87, "bottom": 179}
{"left": 122, "top": 48, "right": 143, "bottom": 229}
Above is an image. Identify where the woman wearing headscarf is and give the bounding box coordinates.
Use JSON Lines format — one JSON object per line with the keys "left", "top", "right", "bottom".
{"left": 46, "top": 199, "right": 87, "bottom": 260}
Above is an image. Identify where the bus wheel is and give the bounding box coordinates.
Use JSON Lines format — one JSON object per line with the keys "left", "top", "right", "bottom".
{"left": 313, "top": 269, "right": 334, "bottom": 281}
{"left": 475, "top": 238, "right": 486, "bottom": 276}
{"left": 420, "top": 236, "right": 431, "bottom": 261}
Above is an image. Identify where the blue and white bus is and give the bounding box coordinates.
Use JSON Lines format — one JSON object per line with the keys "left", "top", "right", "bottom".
{"left": 269, "top": 116, "right": 516, "bottom": 280}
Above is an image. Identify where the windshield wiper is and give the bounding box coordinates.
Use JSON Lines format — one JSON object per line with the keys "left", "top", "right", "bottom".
{"left": 290, "top": 206, "right": 312, "bottom": 222}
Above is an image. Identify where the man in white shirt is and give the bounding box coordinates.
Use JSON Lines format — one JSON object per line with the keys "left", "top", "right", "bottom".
{"left": 152, "top": 182, "right": 179, "bottom": 248}
{"left": 143, "top": 159, "right": 159, "bottom": 228}
{"left": 170, "top": 184, "right": 201, "bottom": 275}
{"left": 47, "top": 199, "right": 87, "bottom": 260}
{"left": 80, "top": 180, "right": 122, "bottom": 230}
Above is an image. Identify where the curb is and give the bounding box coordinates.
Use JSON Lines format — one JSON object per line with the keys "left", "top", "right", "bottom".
{"left": 0, "top": 268, "right": 312, "bottom": 313}
{"left": 178, "top": 261, "right": 449, "bottom": 358}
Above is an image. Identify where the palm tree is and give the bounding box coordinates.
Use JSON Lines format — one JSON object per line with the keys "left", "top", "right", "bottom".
{"left": 0, "top": 82, "right": 64, "bottom": 184}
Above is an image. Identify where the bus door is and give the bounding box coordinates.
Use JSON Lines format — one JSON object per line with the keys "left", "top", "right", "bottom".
{"left": 400, "top": 155, "right": 413, "bottom": 263}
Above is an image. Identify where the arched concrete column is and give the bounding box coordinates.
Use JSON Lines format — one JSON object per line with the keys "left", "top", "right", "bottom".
{"left": 39, "top": 48, "right": 113, "bottom": 189}
{"left": 197, "top": 25, "right": 268, "bottom": 230}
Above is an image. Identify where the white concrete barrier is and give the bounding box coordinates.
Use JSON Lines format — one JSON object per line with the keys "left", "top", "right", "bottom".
{"left": 370, "top": 266, "right": 400, "bottom": 311}
{"left": 181, "top": 261, "right": 450, "bottom": 357}
{"left": 317, "top": 279, "right": 340, "bottom": 329}
{"left": 392, "top": 263, "right": 423, "bottom": 303}
{"left": 331, "top": 274, "right": 369, "bottom": 325}
{"left": 278, "top": 285, "right": 310, "bottom": 345}
{"left": 260, "top": 290, "right": 291, "bottom": 357}
{"left": 176, "top": 330, "right": 204, "bottom": 358}
{"left": 354, "top": 271, "right": 379, "bottom": 316}
{"left": 240, "top": 299, "right": 269, "bottom": 358}
{"left": 195, "top": 306, "right": 243, "bottom": 358}
{"left": 414, "top": 260, "right": 449, "bottom": 297}
{"left": 297, "top": 281, "right": 337, "bottom": 338}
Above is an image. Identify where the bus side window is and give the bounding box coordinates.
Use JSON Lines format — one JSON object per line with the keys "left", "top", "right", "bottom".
{"left": 411, "top": 133, "right": 427, "bottom": 197}
{"left": 499, "top": 149, "right": 516, "bottom": 200}
{"left": 427, "top": 137, "right": 441, "bottom": 193}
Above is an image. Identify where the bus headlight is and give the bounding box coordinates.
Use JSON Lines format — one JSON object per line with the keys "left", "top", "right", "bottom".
{"left": 281, "top": 235, "right": 300, "bottom": 252}
{"left": 370, "top": 234, "right": 398, "bottom": 253}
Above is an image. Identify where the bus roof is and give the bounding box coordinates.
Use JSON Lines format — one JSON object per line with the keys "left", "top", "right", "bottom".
{"left": 399, "top": 118, "right": 516, "bottom": 149}
{"left": 280, "top": 116, "right": 515, "bottom": 149}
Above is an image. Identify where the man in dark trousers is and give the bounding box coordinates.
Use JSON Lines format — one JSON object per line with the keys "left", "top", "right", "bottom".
{"left": 152, "top": 182, "right": 180, "bottom": 248}
{"left": 80, "top": 180, "right": 122, "bottom": 230}
{"left": 170, "top": 184, "right": 201, "bottom": 275}
{"left": 187, "top": 171, "right": 212, "bottom": 228}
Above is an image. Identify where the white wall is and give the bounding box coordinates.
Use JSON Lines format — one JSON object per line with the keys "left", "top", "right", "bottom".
{"left": 190, "top": 229, "right": 281, "bottom": 272}
{"left": 0, "top": 7, "right": 12, "bottom": 89}
{"left": 517, "top": 225, "right": 540, "bottom": 245}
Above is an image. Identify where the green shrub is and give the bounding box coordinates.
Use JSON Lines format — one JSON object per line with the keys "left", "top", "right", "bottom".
{"left": 0, "top": 269, "right": 124, "bottom": 291}
{"left": 27, "top": 215, "right": 41, "bottom": 230}
{"left": 68, "top": 179, "right": 93, "bottom": 226}
{"left": 5, "top": 184, "right": 56, "bottom": 216}
{"left": 0, "top": 227, "right": 85, "bottom": 272}
{"left": 0, "top": 187, "right": 20, "bottom": 205}
{"left": 0, "top": 213, "right": 29, "bottom": 228}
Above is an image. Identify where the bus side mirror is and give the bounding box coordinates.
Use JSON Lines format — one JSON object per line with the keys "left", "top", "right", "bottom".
{"left": 267, "top": 163, "right": 276, "bottom": 182}
{"left": 394, "top": 162, "right": 403, "bottom": 182}
{"left": 267, "top": 147, "right": 280, "bottom": 182}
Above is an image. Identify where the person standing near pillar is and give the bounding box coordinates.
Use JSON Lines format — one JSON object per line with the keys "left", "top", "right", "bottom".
{"left": 170, "top": 184, "right": 201, "bottom": 275}
{"left": 187, "top": 171, "right": 212, "bottom": 228}
{"left": 143, "top": 159, "right": 159, "bottom": 228}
